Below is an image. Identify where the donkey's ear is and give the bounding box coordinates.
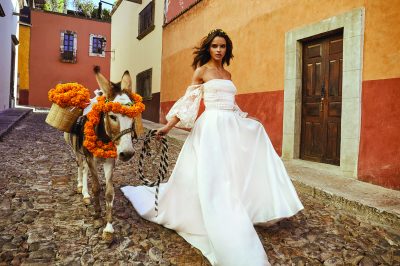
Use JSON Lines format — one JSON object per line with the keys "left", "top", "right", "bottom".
{"left": 93, "top": 66, "right": 112, "bottom": 98}
{"left": 121, "top": 70, "right": 132, "bottom": 93}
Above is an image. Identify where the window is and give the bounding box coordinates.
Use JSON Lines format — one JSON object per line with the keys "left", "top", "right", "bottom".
{"left": 60, "top": 31, "right": 77, "bottom": 63}
{"left": 137, "top": 0, "right": 155, "bottom": 40}
{"left": 136, "top": 68, "right": 152, "bottom": 100}
{"left": 89, "top": 34, "right": 105, "bottom": 57}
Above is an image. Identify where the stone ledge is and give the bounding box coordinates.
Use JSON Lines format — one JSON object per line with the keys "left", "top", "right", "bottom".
{"left": 292, "top": 179, "right": 400, "bottom": 233}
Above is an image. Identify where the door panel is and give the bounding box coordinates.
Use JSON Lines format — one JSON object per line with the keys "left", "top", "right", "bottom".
{"left": 301, "top": 32, "right": 343, "bottom": 165}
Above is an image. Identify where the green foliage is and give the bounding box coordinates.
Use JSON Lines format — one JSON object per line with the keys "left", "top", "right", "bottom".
{"left": 91, "top": 7, "right": 111, "bottom": 21}
{"left": 73, "top": 0, "right": 95, "bottom": 17}
{"left": 101, "top": 8, "right": 111, "bottom": 21}
{"left": 44, "top": 0, "right": 66, "bottom": 13}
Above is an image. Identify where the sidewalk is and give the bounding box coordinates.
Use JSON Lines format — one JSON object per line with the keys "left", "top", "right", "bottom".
{"left": 0, "top": 108, "right": 32, "bottom": 141}
{"left": 143, "top": 119, "right": 400, "bottom": 232}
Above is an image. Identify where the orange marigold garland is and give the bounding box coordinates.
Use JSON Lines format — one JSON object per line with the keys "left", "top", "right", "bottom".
{"left": 83, "top": 93, "right": 145, "bottom": 158}
{"left": 48, "top": 83, "right": 90, "bottom": 109}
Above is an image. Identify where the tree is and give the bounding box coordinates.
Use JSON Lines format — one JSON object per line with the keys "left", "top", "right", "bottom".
{"left": 73, "top": 0, "right": 95, "bottom": 18}
{"left": 91, "top": 7, "right": 111, "bottom": 21}
{"left": 43, "top": 0, "right": 66, "bottom": 13}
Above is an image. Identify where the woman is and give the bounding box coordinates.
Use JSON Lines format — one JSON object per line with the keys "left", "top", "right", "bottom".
{"left": 121, "top": 29, "right": 304, "bottom": 266}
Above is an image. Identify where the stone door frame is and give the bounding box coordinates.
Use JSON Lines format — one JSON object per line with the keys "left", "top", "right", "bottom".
{"left": 282, "top": 8, "right": 365, "bottom": 177}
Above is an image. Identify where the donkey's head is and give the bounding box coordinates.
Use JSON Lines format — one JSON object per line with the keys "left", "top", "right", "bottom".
{"left": 93, "top": 66, "right": 135, "bottom": 162}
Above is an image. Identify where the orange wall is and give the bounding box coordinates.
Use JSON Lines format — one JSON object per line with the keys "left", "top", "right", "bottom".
{"left": 161, "top": 0, "right": 400, "bottom": 102}
{"left": 29, "top": 10, "right": 111, "bottom": 107}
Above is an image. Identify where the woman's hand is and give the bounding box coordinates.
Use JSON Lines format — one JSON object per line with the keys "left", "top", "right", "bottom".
{"left": 156, "top": 125, "right": 171, "bottom": 137}
{"left": 156, "top": 116, "right": 180, "bottom": 139}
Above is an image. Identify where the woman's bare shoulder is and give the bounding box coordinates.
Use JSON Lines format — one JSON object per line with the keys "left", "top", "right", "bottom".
{"left": 191, "top": 66, "right": 206, "bottom": 85}
{"left": 225, "top": 70, "right": 232, "bottom": 79}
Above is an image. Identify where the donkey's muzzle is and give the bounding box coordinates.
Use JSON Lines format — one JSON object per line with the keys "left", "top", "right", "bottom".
{"left": 119, "top": 151, "right": 134, "bottom": 162}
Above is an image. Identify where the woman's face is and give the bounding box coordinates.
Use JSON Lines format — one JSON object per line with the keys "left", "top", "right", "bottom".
{"left": 209, "top": 36, "right": 227, "bottom": 62}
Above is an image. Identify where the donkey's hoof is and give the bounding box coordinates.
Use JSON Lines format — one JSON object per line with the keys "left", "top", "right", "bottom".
{"left": 76, "top": 186, "right": 83, "bottom": 194}
{"left": 102, "top": 231, "right": 113, "bottom": 242}
{"left": 83, "top": 197, "right": 91, "bottom": 205}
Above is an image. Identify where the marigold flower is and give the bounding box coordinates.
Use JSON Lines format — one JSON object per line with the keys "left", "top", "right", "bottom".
{"left": 83, "top": 92, "right": 145, "bottom": 158}
{"left": 48, "top": 83, "right": 90, "bottom": 109}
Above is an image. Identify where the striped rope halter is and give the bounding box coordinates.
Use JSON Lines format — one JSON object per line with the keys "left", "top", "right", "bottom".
{"left": 137, "top": 129, "right": 169, "bottom": 216}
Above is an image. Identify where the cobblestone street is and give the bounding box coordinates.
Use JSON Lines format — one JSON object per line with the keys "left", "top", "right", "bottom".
{"left": 0, "top": 113, "right": 399, "bottom": 266}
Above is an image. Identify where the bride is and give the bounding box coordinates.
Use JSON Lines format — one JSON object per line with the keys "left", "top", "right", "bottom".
{"left": 121, "top": 29, "right": 304, "bottom": 266}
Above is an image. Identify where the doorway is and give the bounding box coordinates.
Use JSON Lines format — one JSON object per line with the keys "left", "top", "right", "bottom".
{"left": 300, "top": 31, "right": 343, "bottom": 165}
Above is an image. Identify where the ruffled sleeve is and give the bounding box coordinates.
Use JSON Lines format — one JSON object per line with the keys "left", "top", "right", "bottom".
{"left": 233, "top": 101, "right": 248, "bottom": 118}
{"left": 166, "top": 84, "right": 203, "bottom": 128}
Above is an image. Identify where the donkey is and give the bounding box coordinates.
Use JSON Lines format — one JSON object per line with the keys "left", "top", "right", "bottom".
{"left": 65, "top": 66, "right": 138, "bottom": 241}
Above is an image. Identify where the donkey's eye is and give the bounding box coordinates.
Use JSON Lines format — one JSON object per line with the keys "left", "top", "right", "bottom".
{"left": 109, "top": 115, "right": 117, "bottom": 121}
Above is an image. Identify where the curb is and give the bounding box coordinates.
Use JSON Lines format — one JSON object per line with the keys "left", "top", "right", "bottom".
{"left": 292, "top": 180, "right": 400, "bottom": 232}
{"left": 0, "top": 109, "right": 32, "bottom": 141}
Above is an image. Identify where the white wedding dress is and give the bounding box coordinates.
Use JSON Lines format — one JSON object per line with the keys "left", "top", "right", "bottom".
{"left": 121, "top": 79, "right": 304, "bottom": 266}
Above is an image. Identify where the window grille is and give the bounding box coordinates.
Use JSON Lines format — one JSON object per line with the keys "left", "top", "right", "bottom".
{"left": 137, "top": 0, "right": 155, "bottom": 40}
{"left": 89, "top": 34, "right": 106, "bottom": 57}
{"left": 60, "top": 31, "right": 77, "bottom": 63}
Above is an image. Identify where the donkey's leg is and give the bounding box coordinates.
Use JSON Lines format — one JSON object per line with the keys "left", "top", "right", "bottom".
{"left": 81, "top": 158, "right": 91, "bottom": 205}
{"left": 64, "top": 132, "right": 84, "bottom": 194}
{"left": 76, "top": 154, "right": 83, "bottom": 194}
{"left": 102, "top": 158, "right": 115, "bottom": 241}
{"left": 86, "top": 158, "right": 101, "bottom": 215}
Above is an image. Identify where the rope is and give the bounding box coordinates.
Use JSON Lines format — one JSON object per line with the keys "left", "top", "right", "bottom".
{"left": 137, "top": 129, "right": 169, "bottom": 216}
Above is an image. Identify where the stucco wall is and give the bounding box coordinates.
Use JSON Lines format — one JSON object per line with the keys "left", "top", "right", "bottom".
{"left": 161, "top": 0, "right": 400, "bottom": 101}
{"left": 160, "top": 0, "right": 400, "bottom": 189}
{"left": 111, "top": 0, "right": 163, "bottom": 93}
{"left": 29, "top": 10, "right": 111, "bottom": 108}
{"left": 0, "top": 0, "right": 20, "bottom": 111}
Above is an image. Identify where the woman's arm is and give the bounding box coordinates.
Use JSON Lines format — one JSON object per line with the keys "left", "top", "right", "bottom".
{"left": 156, "top": 68, "right": 204, "bottom": 137}
{"left": 191, "top": 66, "right": 204, "bottom": 85}
{"left": 156, "top": 116, "right": 180, "bottom": 136}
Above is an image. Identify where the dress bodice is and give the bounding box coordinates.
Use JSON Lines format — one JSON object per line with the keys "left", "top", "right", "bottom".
{"left": 165, "top": 79, "right": 247, "bottom": 128}
{"left": 203, "top": 79, "right": 236, "bottom": 110}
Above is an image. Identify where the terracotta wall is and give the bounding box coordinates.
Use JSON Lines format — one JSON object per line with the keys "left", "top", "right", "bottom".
{"left": 164, "top": 0, "right": 200, "bottom": 24}
{"left": 160, "top": 90, "right": 284, "bottom": 154}
{"left": 29, "top": 10, "right": 111, "bottom": 108}
{"left": 358, "top": 78, "right": 400, "bottom": 190}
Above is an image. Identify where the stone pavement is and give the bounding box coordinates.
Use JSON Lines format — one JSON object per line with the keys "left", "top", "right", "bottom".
{"left": 0, "top": 108, "right": 32, "bottom": 141}
{"left": 0, "top": 112, "right": 399, "bottom": 265}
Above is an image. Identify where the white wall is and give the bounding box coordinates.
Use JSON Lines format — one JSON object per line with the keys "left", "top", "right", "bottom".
{"left": 0, "top": 0, "right": 21, "bottom": 111}
{"left": 110, "top": 0, "right": 163, "bottom": 94}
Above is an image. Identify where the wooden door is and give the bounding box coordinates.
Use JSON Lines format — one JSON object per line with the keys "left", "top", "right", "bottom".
{"left": 300, "top": 33, "right": 343, "bottom": 165}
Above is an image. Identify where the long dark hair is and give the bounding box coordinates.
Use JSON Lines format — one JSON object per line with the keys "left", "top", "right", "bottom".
{"left": 192, "top": 29, "right": 234, "bottom": 69}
